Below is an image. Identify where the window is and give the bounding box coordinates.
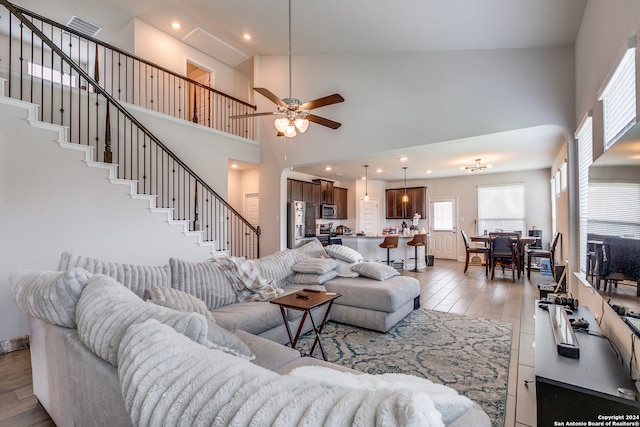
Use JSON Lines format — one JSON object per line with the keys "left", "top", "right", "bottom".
{"left": 598, "top": 41, "right": 636, "bottom": 150}
{"left": 588, "top": 182, "right": 640, "bottom": 237}
{"left": 560, "top": 161, "right": 567, "bottom": 192}
{"left": 477, "top": 184, "right": 525, "bottom": 235}
{"left": 432, "top": 201, "right": 454, "bottom": 230}
{"left": 576, "top": 114, "right": 593, "bottom": 273}
{"left": 28, "top": 62, "right": 77, "bottom": 88}
{"left": 554, "top": 170, "right": 561, "bottom": 197}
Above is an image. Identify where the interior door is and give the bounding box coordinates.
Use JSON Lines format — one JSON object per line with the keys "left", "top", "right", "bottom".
{"left": 359, "top": 198, "right": 379, "bottom": 236}
{"left": 430, "top": 197, "right": 457, "bottom": 259}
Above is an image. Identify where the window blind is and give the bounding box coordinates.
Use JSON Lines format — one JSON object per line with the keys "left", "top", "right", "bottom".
{"left": 599, "top": 46, "right": 636, "bottom": 150}
{"left": 477, "top": 184, "right": 525, "bottom": 235}
{"left": 576, "top": 115, "right": 593, "bottom": 273}
{"left": 588, "top": 182, "right": 640, "bottom": 237}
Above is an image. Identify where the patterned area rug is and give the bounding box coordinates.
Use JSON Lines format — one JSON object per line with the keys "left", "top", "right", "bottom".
{"left": 296, "top": 309, "right": 512, "bottom": 426}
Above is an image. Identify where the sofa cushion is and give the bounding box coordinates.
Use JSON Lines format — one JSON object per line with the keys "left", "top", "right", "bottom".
{"left": 143, "top": 286, "right": 212, "bottom": 321}
{"left": 232, "top": 329, "right": 301, "bottom": 371}
{"left": 10, "top": 268, "right": 93, "bottom": 328}
{"left": 146, "top": 298, "right": 254, "bottom": 360}
{"left": 210, "top": 301, "right": 288, "bottom": 335}
{"left": 58, "top": 251, "right": 170, "bottom": 298}
{"left": 76, "top": 274, "right": 209, "bottom": 366}
{"left": 117, "top": 319, "right": 473, "bottom": 427}
{"left": 251, "top": 249, "right": 309, "bottom": 286}
{"left": 325, "top": 245, "right": 364, "bottom": 263}
{"left": 294, "top": 238, "right": 328, "bottom": 258}
{"left": 291, "top": 271, "right": 339, "bottom": 285}
{"left": 324, "top": 276, "right": 420, "bottom": 313}
{"left": 291, "top": 258, "right": 338, "bottom": 275}
{"left": 351, "top": 262, "right": 399, "bottom": 281}
{"left": 169, "top": 258, "right": 237, "bottom": 310}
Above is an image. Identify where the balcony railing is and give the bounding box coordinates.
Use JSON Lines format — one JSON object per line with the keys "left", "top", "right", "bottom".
{"left": 0, "top": 0, "right": 260, "bottom": 259}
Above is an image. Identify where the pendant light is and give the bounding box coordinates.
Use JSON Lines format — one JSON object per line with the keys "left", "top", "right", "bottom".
{"left": 363, "top": 165, "right": 369, "bottom": 201}
{"left": 401, "top": 167, "right": 409, "bottom": 203}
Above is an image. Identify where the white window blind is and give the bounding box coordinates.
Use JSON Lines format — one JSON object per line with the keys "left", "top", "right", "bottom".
{"left": 599, "top": 46, "right": 636, "bottom": 150}
{"left": 477, "top": 184, "right": 525, "bottom": 235}
{"left": 588, "top": 182, "right": 640, "bottom": 237}
{"left": 576, "top": 115, "right": 593, "bottom": 273}
{"left": 560, "top": 161, "right": 567, "bottom": 192}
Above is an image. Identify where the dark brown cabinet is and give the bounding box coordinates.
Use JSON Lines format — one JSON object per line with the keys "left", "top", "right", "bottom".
{"left": 288, "top": 179, "right": 303, "bottom": 202}
{"left": 385, "top": 187, "right": 426, "bottom": 219}
{"left": 334, "top": 187, "right": 348, "bottom": 219}
{"left": 313, "top": 179, "right": 334, "bottom": 205}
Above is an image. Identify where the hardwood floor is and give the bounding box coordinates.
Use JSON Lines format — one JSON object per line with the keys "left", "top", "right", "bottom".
{"left": 1, "top": 259, "right": 636, "bottom": 427}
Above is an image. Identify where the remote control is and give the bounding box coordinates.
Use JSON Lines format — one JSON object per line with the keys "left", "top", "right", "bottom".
{"left": 295, "top": 293, "right": 309, "bottom": 299}
{"left": 303, "top": 288, "right": 321, "bottom": 293}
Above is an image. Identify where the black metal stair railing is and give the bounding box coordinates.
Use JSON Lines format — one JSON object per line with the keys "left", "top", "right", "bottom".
{"left": 0, "top": 0, "right": 260, "bottom": 259}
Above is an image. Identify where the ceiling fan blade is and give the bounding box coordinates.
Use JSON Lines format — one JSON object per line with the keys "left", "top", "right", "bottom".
{"left": 306, "top": 114, "right": 342, "bottom": 129}
{"left": 254, "top": 87, "right": 288, "bottom": 108}
{"left": 301, "top": 94, "right": 345, "bottom": 111}
{"left": 230, "top": 111, "right": 280, "bottom": 119}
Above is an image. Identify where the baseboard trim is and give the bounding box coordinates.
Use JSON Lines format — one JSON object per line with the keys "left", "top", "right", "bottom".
{"left": 0, "top": 335, "right": 30, "bottom": 354}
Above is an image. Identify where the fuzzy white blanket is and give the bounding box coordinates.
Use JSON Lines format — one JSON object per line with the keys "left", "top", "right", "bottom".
{"left": 118, "top": 319, "right": 471, "bottom": 427}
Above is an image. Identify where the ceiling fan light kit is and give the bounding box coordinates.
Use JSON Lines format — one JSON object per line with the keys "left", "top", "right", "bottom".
{"left": 229, "top": 0, "right": 344, "bottom": 137}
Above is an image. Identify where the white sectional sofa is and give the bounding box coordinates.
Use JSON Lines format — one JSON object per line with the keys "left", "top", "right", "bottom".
{"left": 9, "top": 239, "right": 491, "bottom": 426}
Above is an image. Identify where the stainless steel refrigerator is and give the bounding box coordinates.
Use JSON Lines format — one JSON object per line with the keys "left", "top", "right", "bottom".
{"left": 287, "top": 201, "right": 316, "bottom": 248}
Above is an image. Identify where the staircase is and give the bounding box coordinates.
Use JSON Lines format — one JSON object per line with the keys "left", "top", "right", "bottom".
{"left": 0, "top": 0, "right": 260, "bottom": 259}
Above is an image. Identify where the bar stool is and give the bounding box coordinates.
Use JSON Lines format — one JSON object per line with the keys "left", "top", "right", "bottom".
{"left": 379, "top": 235, "right": 399, "bottom": 265}
{"left": 407, "top": 234, "right": 427, "bottom": 272}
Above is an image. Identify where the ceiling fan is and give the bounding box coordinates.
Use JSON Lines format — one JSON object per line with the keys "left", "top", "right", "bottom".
{"left": 230, "top": 0, "right": 344, "bottom": 137}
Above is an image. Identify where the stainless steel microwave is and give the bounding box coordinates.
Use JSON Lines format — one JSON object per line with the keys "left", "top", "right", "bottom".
{"left": 321, "top": 204, "right": 337, "bottom": 219}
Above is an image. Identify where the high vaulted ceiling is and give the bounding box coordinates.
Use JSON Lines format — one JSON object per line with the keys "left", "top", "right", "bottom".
{"left": 12, "top": 0, "right": 588, "bottom": 182}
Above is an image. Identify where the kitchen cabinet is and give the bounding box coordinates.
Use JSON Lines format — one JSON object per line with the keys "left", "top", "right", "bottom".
{"left": 385, "top": 187, "right": 426, "bottom": 219}
{"left": 287, "top": 179, "right": 303, "bottom": 202}
{"left": 302, "top": 181, "right": 315, "bottom": 204}
{"left": 334, "top": 187, "right": 348, "bottom": 219}
{"left": 313, "top": 179, "right": 334, "bottom": 204}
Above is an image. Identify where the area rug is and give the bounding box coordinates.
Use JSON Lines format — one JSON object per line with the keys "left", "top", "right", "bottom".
{"left": 295, "top": 309, "right": 512, "bottom": 426}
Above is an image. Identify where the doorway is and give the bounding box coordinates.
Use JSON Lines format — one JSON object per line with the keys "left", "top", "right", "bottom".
{"left": 186, "top": 61, "right": 213, "bottom": 125}
{"left": 244, "top": 193, "right": 259, "bottom": 227}
{"left": 430, "top": 196, "right": 458, "bottom": 259}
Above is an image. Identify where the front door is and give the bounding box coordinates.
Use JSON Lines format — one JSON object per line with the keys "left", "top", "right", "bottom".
{"left": 430, "top": 197, "right": 457, "bottom": 259}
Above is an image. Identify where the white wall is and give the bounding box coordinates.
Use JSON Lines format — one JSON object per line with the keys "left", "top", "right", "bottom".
{"left": 258, "top": 47, "right": 576, "bottom": 255}
{"left": 0, "top": 99, "right": 224, "bottom": 342}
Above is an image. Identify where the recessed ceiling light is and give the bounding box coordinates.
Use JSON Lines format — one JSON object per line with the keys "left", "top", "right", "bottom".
{"left": 361, "top": 176, "right": 366, "bottom": 180}
{"left": 399, "top": 156, "right": 408, "bottom": 162}
{"left": 376, "top": 168, "right": 382, "bottom": 173}
{"left": 425, "top": 170, "right": 432, "bottom": 174}
{"left": 171, "top": 22, "right": 181, "bottom": 30}
{"left": 324, "top": 166, "right": 332, "bottom": 171}
{"left": 243, "top": 33, "right": 252, "bottom": 41}
{"left": 231, "top": 163, "right": 238, "bottom": 169}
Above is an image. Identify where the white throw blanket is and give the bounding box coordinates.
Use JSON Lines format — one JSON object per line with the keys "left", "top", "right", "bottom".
{"left": 208, "top": 256, "right": 284, "bottom": 302}
{"left": 118, "top": 319, "right": 467, "bottom": 427}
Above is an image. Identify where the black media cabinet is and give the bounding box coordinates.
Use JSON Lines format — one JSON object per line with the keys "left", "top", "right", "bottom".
{"left": 535, "top": 302, "right": 640, "bottom": 425}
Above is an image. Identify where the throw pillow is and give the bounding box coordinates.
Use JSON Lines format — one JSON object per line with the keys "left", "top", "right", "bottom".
{"left": 351, "top": 262, "right": 399, "bottom": 281}
{"left": 9, "top": 268, "right": 93, "bottom": 328}
{"left": 169, "top": 258, "right": 238, "bottom": 310}
{"left": 290, "top": 270, "right": 339, "bottom": 285}
{"left": 147, "top": 299, "right": 254, "bottom": 360}
{"left": 333, "top": 259, "right": 360, "bottom": 278}
{"left": 251, "top": 249, "right": 308, "bottom": 286}
{"left": 324, "top": 245, "right": 364, "bottom": 263}
{"left": 295, "top": 238, "right": 328, "bottom": 258}
{"left": 291, "top": 258, "right": 338, "bottom": 275}
{"left": 58, "top": 251, "right": 170, "bottom": 298}
{"left": 143, "top": 286, "right": 212, "bottom": 321}
{"left": 76, "top": 274, "right": 209, "bottom": 366}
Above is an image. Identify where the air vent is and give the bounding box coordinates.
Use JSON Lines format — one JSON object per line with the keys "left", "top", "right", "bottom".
{"left": 66, "top": 15, "right": 101, "bottom": 37}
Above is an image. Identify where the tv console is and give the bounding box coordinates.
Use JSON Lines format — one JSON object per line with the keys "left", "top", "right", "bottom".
{"left": 535, "top": 302, "right": 640, "bottom": 425}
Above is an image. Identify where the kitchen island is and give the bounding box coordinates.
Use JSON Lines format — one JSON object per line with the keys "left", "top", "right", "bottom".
{"left": 341, "top": 235, "right": 428, "bottom": 270}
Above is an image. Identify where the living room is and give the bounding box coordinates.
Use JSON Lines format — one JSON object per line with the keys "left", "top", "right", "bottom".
{"left": 1, "top": 0, "right": 640, "bottom": 426}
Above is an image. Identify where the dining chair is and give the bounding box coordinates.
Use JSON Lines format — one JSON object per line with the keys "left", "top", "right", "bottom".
{"left": 461, "top": 230, "right": 489, "bottom": 275}
{"left": 490, "top": 236, "right": 518, "bottom": 281}
{"left": 527, "top": 231, "right": 560, "bottom": 279}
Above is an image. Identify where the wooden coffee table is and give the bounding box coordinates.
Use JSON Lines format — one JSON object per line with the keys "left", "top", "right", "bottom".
{"left": 270, "top": 290, "right": 341, "bottom": 360}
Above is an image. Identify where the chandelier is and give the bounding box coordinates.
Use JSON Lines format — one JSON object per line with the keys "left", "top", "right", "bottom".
{"left": 462, "top": 159, "right": 492, "bottom": 173}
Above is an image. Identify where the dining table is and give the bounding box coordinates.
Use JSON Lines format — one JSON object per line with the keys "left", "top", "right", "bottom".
{"left": 469, "top": 235, "right": 538, "bottom": 278}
